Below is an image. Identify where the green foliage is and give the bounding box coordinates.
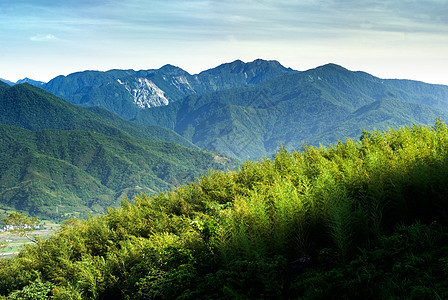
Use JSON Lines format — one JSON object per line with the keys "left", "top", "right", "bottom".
{"left": 0, "top": 124, "right": 237, "bottom": 220}
{"left": 3, "top": 212, "right": 39, "bottom": 243}
{"left": 292, "top": 222, "right": 448, "bottom": 299}
{"left": 8, "top": 280, "right": 55, "bottom": 300}
{"left": 1, "top": 122, "right": 448, "bottom": 298}
{"left": 0, "top": 83, "right": 238, "bottom": 220}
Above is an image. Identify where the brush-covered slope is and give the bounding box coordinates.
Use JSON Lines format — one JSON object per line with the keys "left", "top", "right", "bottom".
{"left": 1, "top": 122, "right": 447, "bottom": 299}
{"left": 0, "top": 124, "right": 235, "bottom": 219}
{"left": 136, "top": 64, "right": 448, "bottom": 159}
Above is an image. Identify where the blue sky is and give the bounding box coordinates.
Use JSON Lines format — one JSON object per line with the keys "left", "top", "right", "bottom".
{"left": 1, "top": 0, "right": 447, "bottom": 84}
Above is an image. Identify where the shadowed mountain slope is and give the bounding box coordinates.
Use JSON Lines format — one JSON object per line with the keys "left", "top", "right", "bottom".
{"left": 0, "top": 84, "right": 237, "bottom": 219}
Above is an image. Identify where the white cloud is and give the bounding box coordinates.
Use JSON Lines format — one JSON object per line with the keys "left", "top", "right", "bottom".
{"left": 30, "top": 34, "right": 57, "bottom": 42}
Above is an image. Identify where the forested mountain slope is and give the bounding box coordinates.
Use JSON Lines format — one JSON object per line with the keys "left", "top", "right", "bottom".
{"left": 39, "top": 60, "right": 448, "bottom": 160}
{"left": 0, "top": 84, "right": 236, "bottom": 219}
{"left": 0, "top": 83, "right": 195, "bottom": 148}
{"left": 136, "top": 64, "right": 448, "bottom": 159}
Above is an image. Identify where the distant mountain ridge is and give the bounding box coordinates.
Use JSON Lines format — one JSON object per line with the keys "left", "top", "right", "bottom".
{"left": 131, "top": 63, "right": 448, "bottom": 159}
{"left": 0, "top": 78, "right": 44, "bottom": 87}
{"left": 0, "top": 78, "right": 15, "bottom": 86}
{"left": 11, "top": 60, "right": 448, "bottom": 160}
{"left": 42, "top": 59, "right": 297, "bottom": 119}
{"left": 15, "top": 78, "right": 44, "bottom": 86}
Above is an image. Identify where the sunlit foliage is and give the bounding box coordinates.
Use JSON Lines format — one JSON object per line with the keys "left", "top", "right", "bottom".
{"left": 1, "top": 122, "right": 448, "bottom": 299}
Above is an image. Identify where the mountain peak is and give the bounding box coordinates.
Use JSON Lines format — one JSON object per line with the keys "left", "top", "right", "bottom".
{"left": 244, "top": 59, "right": 293, "bottom": 73}
{"left": 209, "top": 59, "right": 286, "bottom": 71}
{"left": 0, "top": 79, "right": 11, "bottom": 88}
{"left": 228, "top": 59, "right": 245, "bottom": 66}
{"left": 158, "top": 64, "right": 189, "bottom": 75}
{"left": 205, "top": 60, "right": 245, "bottom": 74}
{"left": 16, "top": 78, "right": 45, "bottom": 86}
{"left": 319, "top": 63, "right": 348, "bottom": 71}
{"left": 200, "top": 59, "right": 294, "bottom": 78}
{"left": 249, "top": 58, "right": 281, "bottom": 66}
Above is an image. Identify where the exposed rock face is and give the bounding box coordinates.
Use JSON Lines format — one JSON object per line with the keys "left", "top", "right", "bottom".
{"left": 42, "top": 59, "right": 296, "bottom": 113}
{"left": 117, "top": 78, "right": 169, "bottom": 108}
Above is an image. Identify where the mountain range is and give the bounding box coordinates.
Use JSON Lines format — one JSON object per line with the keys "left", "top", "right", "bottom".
{"left": 41, "top": 59, "right": 295, "bottom": 120}
{"left": 1, "top": 59, "right": 448, "bottom": 219}
{"left": 1, "top": 61, "right": 448, "bottom": 299}
{"left": 38, "top": 60, "right": 448, "bottom": 160}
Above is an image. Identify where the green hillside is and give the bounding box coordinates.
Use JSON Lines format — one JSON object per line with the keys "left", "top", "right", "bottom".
{"left": 0, "top": 84, "right": 236, "bottom": 219}
{"left": 1, "top": 122, "right": 447, "bottom": 299}
{"left": 0, "top": 83, "right": 195, "bottom": 148}
{"left": 85, "top": 106, "right": 197, "bottom": 148}
{"left": 0, "top": 124, "right": 236, "bottom": 220}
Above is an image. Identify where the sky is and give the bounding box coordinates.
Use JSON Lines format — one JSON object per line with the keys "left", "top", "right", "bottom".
{"left": 1, "top": 0, "right": 447, "bottom": 85}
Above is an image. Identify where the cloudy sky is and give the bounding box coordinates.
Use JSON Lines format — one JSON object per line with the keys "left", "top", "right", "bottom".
{"left": 1, "top": 0, "right": 447, "bottom": 84}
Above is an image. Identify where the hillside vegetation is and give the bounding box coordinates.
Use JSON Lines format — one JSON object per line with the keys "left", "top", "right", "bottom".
{"left": 0, "top": 83, "right": 196, "bottom": 148}
{"left": 1, "top": 122, "right": 448, "bottom": 299}
{"left": 0, "top": 124, "right": 235, "bottom": 220}
{"left": 0, "top": 84, "right": 236, "bottom": 219}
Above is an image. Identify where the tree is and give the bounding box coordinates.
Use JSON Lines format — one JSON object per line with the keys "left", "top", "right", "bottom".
{"left": 3, "top": 212, "right": 39, "bottom": 244}
{"left": 1, "top": 234, "right": 7, "bottom": 260}
{"left": 0, "top": 241, "right": 6, "bottom": 256}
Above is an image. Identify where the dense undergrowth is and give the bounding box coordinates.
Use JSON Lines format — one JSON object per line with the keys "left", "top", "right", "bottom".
{"left": 1, "top": 121, "right": 448, "bottom": 299}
